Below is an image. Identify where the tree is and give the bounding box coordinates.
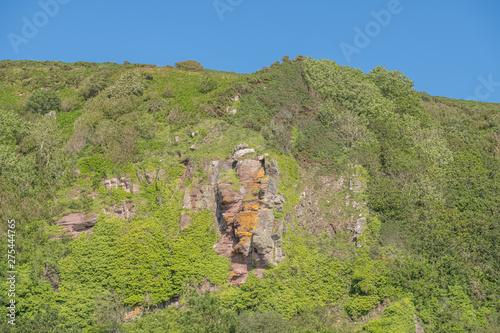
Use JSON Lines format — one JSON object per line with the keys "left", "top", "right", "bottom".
{"left": 175, "top": 60, "right": 204, "bottom": 72}
{"left": 24, "top": 88, "right": 61, "bottom": 114}
{"left": 79, "top": 71, "right": 112, "bottom": 100}
{"left": 178, "top": 290, "right": 237, "bottom": 333}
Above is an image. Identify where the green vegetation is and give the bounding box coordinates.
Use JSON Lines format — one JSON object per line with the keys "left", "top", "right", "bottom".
{"left": 24, "top": 88, "right": 61, "bottom": 114}
{"left": 0, "top": 58, "right": 498, "bottom": 332}
{"left": 175, "top": 60, "right": 204, "bottom": 72}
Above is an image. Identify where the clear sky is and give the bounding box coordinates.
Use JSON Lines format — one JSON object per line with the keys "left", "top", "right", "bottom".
{"left": 1, "top": 0, "right": 499, "bottom": 102}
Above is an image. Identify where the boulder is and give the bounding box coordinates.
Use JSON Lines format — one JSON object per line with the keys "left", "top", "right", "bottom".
{"left": 234, "top": 143, "right": 249, "bottom": 152}
{"left": 54, "top": 212, "right": 98, "bottom": 237}
{"left": 233, "top": 148, "right": 255, "bottom": 161}
{"left": 252, "top": 209, "right": 275, "bottom": 268}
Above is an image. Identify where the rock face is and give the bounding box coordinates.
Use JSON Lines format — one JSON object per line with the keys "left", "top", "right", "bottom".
{"left": 182, "top": 144, "right": 285, "bottom": 286}
{"left": 183, "top": 185, "right": 218, "bottom": 212}
{"left": 296, "top": 165, "right": 369, "bottom": 244}
{"left": 54, "top": 212, "right": 98, "bottom": 237}
{"left": 101, "top": 176, "right": 140, "bottom": 194}
{"left": 110, "top": 201, "right": 136, "bottom": 220}
{"left": 55, "top": 169, "right": 171, "bottom": 237}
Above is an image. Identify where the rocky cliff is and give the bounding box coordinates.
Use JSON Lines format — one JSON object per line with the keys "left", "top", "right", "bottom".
{"left": 182, "top": 144, "right": 285, "bottom": 285}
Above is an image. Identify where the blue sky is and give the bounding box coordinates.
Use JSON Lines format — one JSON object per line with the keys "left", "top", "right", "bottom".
{"left": 1, "top": 0, "right": 499, "bottom": 102}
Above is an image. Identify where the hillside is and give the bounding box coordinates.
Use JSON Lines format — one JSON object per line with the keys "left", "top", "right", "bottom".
{"left": 0, "top": 58, "right": 499, "bottom": 333}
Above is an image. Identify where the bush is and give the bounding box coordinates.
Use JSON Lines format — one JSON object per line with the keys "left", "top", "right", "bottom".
{"left": 102, "top": 126, "right": 139, "bottom": 166}
{"left": 85, "top": 94, "right": 139, "bottom": 119}
{"left": 237, "top": 311, "right": 291, "bottom": 333}
{"left": 79, "top": 71, "right": 111, "bottom": 100}
{"left": 200, "top": 75, "right": 218, "bottom": 93}
{"left": 24, "top": 88, "right": 61, "bottom": 114}
{"left": 163, "top": 85, "right": 175, "bottom": 98}
{"left": 168, "top": 104, "right": 188, "bottom": 126}
{"left": 363, "top": 298, "right": 416, "bottom": 333}
{"left": 175, "top": 60, "right": 204, "bottom": 72}
{"left": 77, "top": 155, "right": 114, "bottom": 183}
{"left": 177, "top": 290, "right": 237, "bottom": 333}
{"left": 61, "top": 97, "right": 79, "bottom": 112}
{"left": 106, "top": 72, "right": 145, "bottom": 98}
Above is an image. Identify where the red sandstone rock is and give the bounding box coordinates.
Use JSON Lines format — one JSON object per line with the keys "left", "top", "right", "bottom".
{"left": 54, "top": 212, "right": 98, "bottom": 237}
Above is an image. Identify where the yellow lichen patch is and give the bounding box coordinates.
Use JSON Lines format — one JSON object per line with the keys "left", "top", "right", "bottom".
{"left": 252, "top": 168, "right": 265, "bottom": 182}
{"left": 122, "top": 306, "right": 141, "bottom": 322}
{"left": 224, "top": 214, "right": 235, "bottom": 225}
{"left": 235, "top": 231, "right": 252, "bottom": 237}
{"left": 234, "top": 233, "right": 252, "bottom": 250}
{"left": 251, "top": 205, "right": 259, "bottom": 210}
{"left": 250, "top": 182, "right": 260, "bottom": 191}
{"left": 235, "top": 211, "right": 259, "bottom": 232}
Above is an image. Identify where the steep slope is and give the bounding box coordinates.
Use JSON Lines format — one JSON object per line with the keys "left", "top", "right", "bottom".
{"left": 0, "top": 58, "right": 498, "bottom": 333}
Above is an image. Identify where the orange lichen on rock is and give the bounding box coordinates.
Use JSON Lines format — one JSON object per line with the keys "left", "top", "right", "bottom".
{"left": 252, "top": 168, "right": 265, "bottom": 181}
{"left": 235, "top": 231, "right": 253, "bottom": 237}
{"left": 233, "top": 231, "right": 252, "bottom": 253}
{"left": 250, "top": 182, "right": 260, "bottom": 191}
{"left": 233, "top": 211, "right": 260, "bottom": 255}
{"left": 122, "top": 306, "right": 141, "bottom": 322}
{"left": 235, "top": 211, "right": 259, "bottom": 232}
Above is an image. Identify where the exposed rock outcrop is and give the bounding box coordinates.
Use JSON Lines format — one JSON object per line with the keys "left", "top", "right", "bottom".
{"left": 233, "top": 148, "right": 255, "bottom": 161}
{"left": 182, "top": 144, "right": 286, "bottom": 286}
{"left": 296, "top": 165, "right": 369, "bottom": 244}
{"left": 101, "top": 176, "right": 140, "bottom": 194}
{"left": 183, "top": 185, "right": 218, "bottom": 212}
{"left": 109, "top": 201, "right": 136, "bottom": 220}
{"left": 54, "top": 212, "right": 98, "bottom": 237}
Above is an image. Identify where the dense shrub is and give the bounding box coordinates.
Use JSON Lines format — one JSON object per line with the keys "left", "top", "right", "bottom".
{"left": 24, "top": 88, "right": 61, "bottom": 113}
{"left": 106, "top": 72, "right": 145, "bottom": 98}
{"left": 102, "top": 126, "right": 139, "bottom": 166}
{"left": 163, "top": 85, "right": 175, "bottom": 98}
{"left": 168, "top": 104, "right": 189, "bottom": 126}
{"left": 61, "top": 96, "right": 79, "bottom": 112}
{"left": 200, "top": 74, "right": 218, "bottom": 93}
{"left": 237, "top": 311, "right": 291, "bottom": 333}
{"left": 79, "top": 71, "right": 112, "bottom": 100}
{"left": 175, "top": 60, "right": 204, "bottom": 72}
{"left": 177, "top": 290, "right": 238, "bottom": 333}
{"left": 363, "top": 298, "right": 416, "bottom": 333}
